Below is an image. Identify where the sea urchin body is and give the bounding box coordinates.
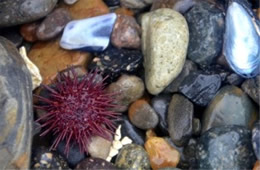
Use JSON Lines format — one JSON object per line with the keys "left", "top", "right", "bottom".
{"left": 35, "top": 68, "right": 119, "bottom": 155}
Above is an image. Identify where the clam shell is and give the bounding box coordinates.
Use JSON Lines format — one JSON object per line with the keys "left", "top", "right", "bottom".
{"left": 224, "top": 1, "right": 260, "bottom": 78}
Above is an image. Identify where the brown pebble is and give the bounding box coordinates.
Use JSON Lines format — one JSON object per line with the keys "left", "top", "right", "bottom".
{"left": 20, "top": 22, "right": 40, "bottom": 42}
{"left": 115, "top": 7, "right": 134, "bottom": 17}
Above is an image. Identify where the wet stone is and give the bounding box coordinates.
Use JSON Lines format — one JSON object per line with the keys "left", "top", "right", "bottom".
{"left": 168, "top": 94, "right": 194, "bottom": 146}
{"left": 36, "top": 8, "right": 72, "bottom": 41}
{"left": 202, "top": 85, "right": 258, "bottom": 133}
{"left": 185, "top": 1, "right": 225, "bottom": 65}
{"left": 0, "top": 27, "right": 23, "bottom": 47}
{"left": 0, "top": 37, "right": 33, "bottom": 169}
{"left": 179, "top": 72, "right": 222, "bottom": 106}
{"left": 252, "top": 121, "right": 260, "bottom": 160}
{"left": 242, "top": 75, "right": 260, "bottom": 105}
{"left": 151, "top": 94, "right": 172, "bottom": 135}
{"left": 31, "top": 146, "right": 69, "bottom": 169}
{"left": 120, "top": 115, "right": 145, "bottom": 145}
{"left": 75, "top": 158, "right": 117, "bottom": 170}
{"left": 195, "top": 125, "right": 256, "bottom": 169}
{"left": 0, "top": 0, "right": 58, "bottom": 27}
{"left": 128, "top": 99, "right": 159, "bottom": 130}
{"left": 90, "top": 46, "right": 143, "bottom": 81}
{"left": 115, "top": 144, "right": 150, "bottom": 169}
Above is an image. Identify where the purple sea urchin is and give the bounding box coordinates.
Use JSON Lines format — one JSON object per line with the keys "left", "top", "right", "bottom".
{"left": 35, "top": 67, "right": 119, "bottom": 155}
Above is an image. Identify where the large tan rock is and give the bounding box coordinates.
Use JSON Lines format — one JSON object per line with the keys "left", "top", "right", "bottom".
{"left": 142, "top": 8, "right": 189, "bottom": 95}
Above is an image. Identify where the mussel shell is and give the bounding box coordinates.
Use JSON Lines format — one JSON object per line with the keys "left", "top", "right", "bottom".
{"left": 224, "top": 0, "right": 260, "bottom": 78}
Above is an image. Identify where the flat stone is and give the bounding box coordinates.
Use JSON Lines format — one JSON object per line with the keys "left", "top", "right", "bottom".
{"left": 195, "top": 125, "right": 256, "bottom": 169}
{"left": 179, "top": 72, "right": 221, "bottom": 106}
{"left": 0, "top": 0, "right": 58, "bottom": 27}
{"left": 128, "top": 99, "right": 159, "bottom": 130}
{"left": 36, "top": 8, "right": 72, "bottom": 41}
{"left": 142, "top": 8, "right": 189, "bottom": 95}
{"left": 202, "top": 85, "right": 258, "bottom": 133}
{"left": 145, "top": 137, "right": 180, "bottom": 169}
{"left": 106, "top": 74, "right": 144, "bottom": 112}
{"left": 242, "top": 75, "right": 260, "bottom": 105}
{"left": 168, "top": 94, "right": 193, "bottom": 146}
{"left": 28, "top": 38, "right": 91, "bottom": 85}
{"left": 115, "top": 144, "right": 150, "bottom": 169}
{"left": 185, "top": 1, "right": 224, "bottom": 65}
{"left": 0, "top": 36, "right": 33, "bottom": 169}
{"left": 111, "top": 14, "right": 141, "bottom": 49}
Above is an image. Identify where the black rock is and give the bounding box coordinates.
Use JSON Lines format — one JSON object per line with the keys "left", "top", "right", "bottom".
{"left": 164, "top": 60, "right": 198, "bottom": 93}
{"left": 0, "top": 0, "right": 58, "bottom": 27}
{"left": 75, "top": 158, "right": 117, "bottom": 169}
{"left": 242, "top": 75, "right": 260, "bottom": 105}
{"left": 120, "top": 115, "right": 145, "bottom": 145}
{"left": 56, "top": 140, "right": 86, "bottom": 168}
{"left": 90, "top": 46, "right": 143, "bottom": 81}
{"left": 0, "top": 27, "right": 23, "bottom": 47}
{"left": 168, "top": 94, "right": 194, "bottom": 146}
{"left": 151, "top": 94, "right": 172, "bottom": 135}
{"left": 179, "top": 72, "right": 222, "bottom": 106}
{"left": 185, "top": 1, "right": 225, "bottom": 65}
{"left": 252, "top": 121, "right": 260, "bottom": 160}
{"left": 182, "top": 138, "right": 198, "bottom": 169}
{"left": 194, "top": 125, "right": 256, "bottom": 169}
{"left": 0, "top": 36, "right": 33, "bottom": 169}
{"left": 31, "top": 146, "right": 69, "bottom": 169}
{"left": 103, "top": 0, "right": 120, "bottom": 6}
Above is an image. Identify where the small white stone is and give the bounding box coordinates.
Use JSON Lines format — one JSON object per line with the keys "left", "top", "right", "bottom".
{"left": 114, "top": 125, "right": 122, "bottom": 141}
{"left": 109, "top": 147, "right": 119, "bottom": 158}
{"left": 121, "top": 136, "right": 132, "bottom": 145}
{"left": 106, "top": 156, "right": 112, "bottom": 162}
{"left": 64, "top": 0, "right": 79, "bottom": 5}
{"left": 113, "top": 140, "right": 123, "bottom": 150}
{"left": 19, "top": 46, "right": 42, "bottom": 90}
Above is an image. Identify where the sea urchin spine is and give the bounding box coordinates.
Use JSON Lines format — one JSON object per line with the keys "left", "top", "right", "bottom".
{"left": 35, "top": 67, "right": 120, "bottom": 155}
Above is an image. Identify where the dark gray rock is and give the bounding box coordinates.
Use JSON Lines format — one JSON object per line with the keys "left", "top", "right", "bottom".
{"left": 151, "top": 94, "right": 172, "bottom": 135}
{"left": 56, "top": 140, "right": 86, "bottom": 168}
{"left": 195, "top": 125, "right": 256, "bottom": 169}
{"left": 90, "top": 46, "right": 143, "bottom": 81}
{"left": 120, "top": 115, "right": 145, "bottom": 145}
{"left": 179, "top": 72, "right": 222, "bottom": 106}
{"left": 226, "top": 73, "right": 244, "bottom": 85}
{"left": 242, "top": 75, "right": 260, "bottom": 105}
{"left": 0, "top": 27, "right": 23, "bottom": 47}
{"left": 0, "top": 36, "right": 33, "bottom": 169}
{"left": 185, "top": 1, "right": 225, "bottom": 65}
{"left": 76, "top": 158, "right": 118, "bottom": 170}
{"left": 168, "top": 94, "right": 194, "bottom": 146}
{"left": 31, "top": 146, "right": 69, "bottom": 169}
{"left": 252, "top": 121, "right": 260, "bottom": 160}
{"left": 164, "top": 60, "right": 197, "bottom": 93}
{"left": 183, "top": 138, "right": 197, "bottom": 169}
{"left": 202, "top": 85, "right": 258, "bottom": 133}
{"left": 115, "top": 144, "right": 150, "bottom": 169}
{"left": 192, "top": 118, "right": 201, "bottom": 136}
{"left": 104, "top": 0, "right": 120, "bottom": 7}
{"left": 0, "top": 0, "right": 58, "bottom": 27}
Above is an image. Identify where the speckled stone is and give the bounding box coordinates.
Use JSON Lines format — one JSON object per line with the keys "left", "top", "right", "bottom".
{"left": 75, "top": 158, "right": 117, "bottom": 169}
{"left": 0, "top": 37, "right": 33, "bottom": 169}
{"left": 252, "top": 121, "right": 260, "bottom": 160}
{"left": 106, "top": 74, "right": 145, "bottom": 112}
{"left": 145, "top": 137, "right": 180, "bottom": 169}
{"left": 128, "top": 99, "right": 159, "bottom": 130}
{"left": 242, "top": 75, "right": 260, "bottom": 105}
{"left": 31, "top": 147, "right": 69, "bottom": 169}
{"left": 115, "top": 144, "right": 150, "bottom": 169}
{"left": 151, "top": 94, "right": 172, "bottom": 135}
{"left": 195, "top": 125, "right": 256, "bottom": 169}
{"left": 202, "top": 85, "right": 258, "bottom": 133}
{"left": 185, "top": 1, "right": 224, "bottom": 65}
{"left": 0, "top": 0, "right": 58, "bottom": 27}
{"left": 168, "top": 94, "right": 193, "bottom": 146}
{"left": 164, "top": 60, "right": 197, "bottom": 93}
{"left": 142, "top": 8, "right": 189, "bottom": 95}
{"left": 90, "top": 46, "right": 143, "bottom": 81}
{"left": 179, "top": 72, "right": 222, "bottom": 106}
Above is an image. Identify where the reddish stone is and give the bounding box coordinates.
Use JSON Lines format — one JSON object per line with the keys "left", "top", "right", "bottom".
{"left": 253, "top": 161, "right": 260, "bottom": 170}
{"left": 36, "top": 8, "right": 71, "bottom": 41}
{"left": 145, "top": 137, "right": 180, "bottom": 170}
{"left": 115, "top": 7, "right": 134, "bottom": 17}
{"left": 20, "top": 22, "right": 40, "bottom": 42}
{"left": 111, "top": 14, "right": 141, "bottom": 49}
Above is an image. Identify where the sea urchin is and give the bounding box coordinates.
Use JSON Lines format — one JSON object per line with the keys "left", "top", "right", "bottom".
{"left": 35, "top": 67, "right": 120, "bottom": 155}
